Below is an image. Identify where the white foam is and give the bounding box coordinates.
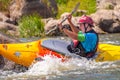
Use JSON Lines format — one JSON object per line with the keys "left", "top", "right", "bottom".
{"left": 25, "top": 55, "right": 116, "bottom": 76}
{"left": 6, "top": 55, "right": 118, "bottom": 80}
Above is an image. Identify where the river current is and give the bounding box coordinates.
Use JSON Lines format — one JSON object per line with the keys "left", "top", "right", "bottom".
{"left": 0, "top": 33, "right": 120, "bottom": 80}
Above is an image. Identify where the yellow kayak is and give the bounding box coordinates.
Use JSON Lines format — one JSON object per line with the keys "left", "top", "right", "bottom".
{"left": 0, "top": 39, "right": 65, "bottom": 67}
{"left": 96, "top": 44, "right": 120, "bottom": 62}
{"left": 0, "top": 39, "right": 120, "bottom": 67}
{"left": 0, "top": 40, "right": 40, "bottom": 67}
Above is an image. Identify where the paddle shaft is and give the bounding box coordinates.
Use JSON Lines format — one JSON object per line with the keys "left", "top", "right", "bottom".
{"left": 46, "top": 2, "right": 80, "bottom": 35}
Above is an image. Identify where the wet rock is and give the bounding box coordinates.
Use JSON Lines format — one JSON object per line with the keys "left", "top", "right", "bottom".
{"left": 0, "top": 55, "right": 5, "bottom": 69}
{"left": 0, "top": 22, "right": 17, "bottom": 31}
{"left": 5, "top": 19, "right": 18, "bottom": 25}
{"left": 0, "top": 32, "right": 20, "bottom": 43}
{"left": 2, "top": 58, "right": 15, "bottom": 70}
{"left": 0, "top": 12, "right": 9, "bottom": 22}
{"left": 13, "top": 64, "right": 28, "bottom": 73}
{"left": 91, "top": 9, "right": 120, "bottom": 33}
{"left": 0, "top": 56, "right": 27, "bottom": 72}
{"left": 96, "top": 0, "right": 120, "bottom": 9}
{"left": 9, "top": 0, "right": 58, "bottom": 21}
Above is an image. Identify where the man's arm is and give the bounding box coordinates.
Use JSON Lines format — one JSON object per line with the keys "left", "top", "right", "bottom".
{"left": 63, "top": 28, "right": 78, "bottom": 40}
{"left": 67, "top": 15, "right": 79, "bottom": 34}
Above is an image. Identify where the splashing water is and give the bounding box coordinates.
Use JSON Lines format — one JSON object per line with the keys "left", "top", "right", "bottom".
{"left": 9, "top": 55, "right": 115, "bottom": 76}
{"left": 1, "top": 34, "right": 120, "bottom": 80}
{"left": 5, "top": 54, "right": 118, "bottom": 80}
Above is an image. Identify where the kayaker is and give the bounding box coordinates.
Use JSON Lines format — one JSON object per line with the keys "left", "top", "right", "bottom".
{"left": 59, "top": 15, "right": 99, "bottom": 58}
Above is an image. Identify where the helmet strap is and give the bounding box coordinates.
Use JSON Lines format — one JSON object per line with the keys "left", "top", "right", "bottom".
{"left": 83, "top": 23, "right": 89, "bottom": 32}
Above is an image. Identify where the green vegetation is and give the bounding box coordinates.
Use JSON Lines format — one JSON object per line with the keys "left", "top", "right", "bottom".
{"left": 18, "top": 14, "right": 45, "bottom": 38}
{"left": 0, "top": 0, "right": 11, "bottom": 11}
{"left": 56, "top": 0, "right": 96, "bottom": 17}
{"left": 80, "top": 0, "right": 96, "bottom": 14}
{"left": 0, "top": 0, "right": 96, "bottom": 16}
{"left": 55, "top": 0, "right": 68, "bottom": 4}
{"left": 0, "top": 0, "right": 96, "bottom": 38}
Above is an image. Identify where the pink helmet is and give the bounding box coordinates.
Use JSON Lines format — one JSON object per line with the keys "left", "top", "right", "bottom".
{"left": 78, "top": 15, "right": 94, "bottom": 26}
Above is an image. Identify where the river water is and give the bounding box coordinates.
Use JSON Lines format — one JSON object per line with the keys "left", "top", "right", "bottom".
{"left": 0, "top": 33, "right": 120, "bottom": 80}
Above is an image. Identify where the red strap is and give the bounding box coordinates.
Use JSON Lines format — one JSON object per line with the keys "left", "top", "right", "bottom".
{"left": 73, "top": 40, "right": 79, "bottom": 48}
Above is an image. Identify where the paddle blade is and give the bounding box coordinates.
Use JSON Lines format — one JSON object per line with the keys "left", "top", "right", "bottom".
{"left": 71, "top": 2, "right": 80, "bottom": 15}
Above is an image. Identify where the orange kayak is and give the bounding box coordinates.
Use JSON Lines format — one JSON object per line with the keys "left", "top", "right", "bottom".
{"left": 0, "top": 39, "right": 65, "bottom": 67}
{"left": 0, "top": 38, "right": 120, "bottom": 67}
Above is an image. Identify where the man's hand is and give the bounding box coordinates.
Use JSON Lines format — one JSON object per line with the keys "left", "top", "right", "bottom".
{"left": 58, "top": 23, "right": 63, "bottom": 31}
{"left": 67, "top": 14, "right": 72, "bottom": 23}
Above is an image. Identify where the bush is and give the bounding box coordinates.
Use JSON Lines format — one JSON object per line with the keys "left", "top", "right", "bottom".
{"left": 55, "top": 0, "right": 68, "bottom": 4}
{"left": 18, "top": 14, "right": 45, "bottom": 38}
{"left": 56, "top": 0, "right": 96, "bottom": 18}
{"left": 0, "top": 0, "right": 11, "bottom": 11}
{"left": 79, "top": 0, "right": 96, "bottom": 14}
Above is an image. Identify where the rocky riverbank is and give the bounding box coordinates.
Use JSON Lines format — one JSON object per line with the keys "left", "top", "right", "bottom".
{"left": 0, "top": 0, "right": 120, "bottom": 70}
{"left": 0, "top": 0, "right": 120, "bottom": 43}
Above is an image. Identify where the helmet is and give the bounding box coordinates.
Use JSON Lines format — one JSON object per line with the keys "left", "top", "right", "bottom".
{"left": 78, "top": 15, "right": 94, "bottom": 26}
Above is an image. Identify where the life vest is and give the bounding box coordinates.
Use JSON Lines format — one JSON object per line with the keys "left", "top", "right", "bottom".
{"left": 67, "top": 30, "right": 99, "bottom": 58}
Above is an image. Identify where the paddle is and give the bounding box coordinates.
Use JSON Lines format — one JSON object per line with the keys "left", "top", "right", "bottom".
{"left": 46, "top": 2, "right": 80, "bottom": 35}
